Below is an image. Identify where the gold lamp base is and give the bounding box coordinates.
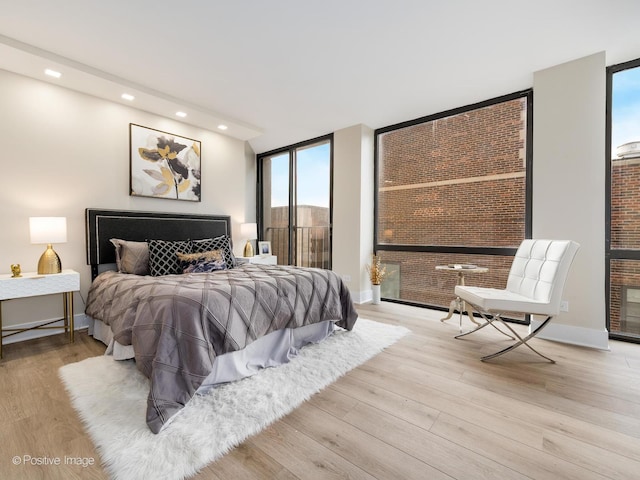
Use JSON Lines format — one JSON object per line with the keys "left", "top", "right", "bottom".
{"left": 37, "top": 244, "right": 62, "bottom": 274}
{"left": 243, "top": 240, "right": 254, "bottom": 257}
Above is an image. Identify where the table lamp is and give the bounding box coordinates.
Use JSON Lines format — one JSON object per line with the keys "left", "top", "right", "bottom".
{"left": 240, "top": 222, "right": 257, "bottom": 257}
{"left": 29, "top": 217, "right": 67, "bottom": 274}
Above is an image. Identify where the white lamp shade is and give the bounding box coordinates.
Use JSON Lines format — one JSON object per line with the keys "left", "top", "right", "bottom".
{"left": 240, "top": 222, "right": 257, "bottom": 239}
{"left": 29, "top": 217, "right": 67, "bottom": 244}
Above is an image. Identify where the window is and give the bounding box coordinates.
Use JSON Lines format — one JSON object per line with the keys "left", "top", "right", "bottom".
{"left": 258, "top": 135, "right": 332, "bottom": 268}
{"left": 374, "top": 91, "right": 532, "bottom": 313}
{"left": 621, "top": 287, "right": 640, "bottom": 335}
{"left": 607, "top": 58, "right": 640, "bottom": 342}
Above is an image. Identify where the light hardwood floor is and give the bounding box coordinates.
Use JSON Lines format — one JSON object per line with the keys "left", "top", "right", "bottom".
{"left": 1, "top": 302, "right": 640, "bottom": 479}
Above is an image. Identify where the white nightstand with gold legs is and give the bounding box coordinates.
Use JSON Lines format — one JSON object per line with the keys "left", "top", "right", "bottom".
{"left": 0, "top": 269, "right": 80, "bottom": 359}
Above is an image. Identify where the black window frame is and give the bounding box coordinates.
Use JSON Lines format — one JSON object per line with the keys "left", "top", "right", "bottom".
{"left": 256, "top": 133, "right": 334, "bottom": 268}
{"left": 605, "top": 57, "right": 640, "bottom": 343}
{"left": 373, "top": 89, "right": 534, "bottom": 313}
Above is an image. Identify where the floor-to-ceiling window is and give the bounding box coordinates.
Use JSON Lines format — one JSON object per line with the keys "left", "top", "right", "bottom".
{"left": 374, "top": 91, "right": 532, "bottom": 315}
{"left": 258, "top": 135, "right": 332, "bottom": 268}
{"left": 607, "top": 58, "right": 640, "bottom": 342}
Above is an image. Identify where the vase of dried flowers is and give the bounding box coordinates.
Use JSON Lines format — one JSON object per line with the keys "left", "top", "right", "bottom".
{"left": 366, "top": 254, "right": 388, "bottom": 305}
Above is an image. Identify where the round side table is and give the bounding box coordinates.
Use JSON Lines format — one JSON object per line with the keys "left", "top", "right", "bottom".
{"left": 435, "top": 264, "right": 488, "bottom": 331}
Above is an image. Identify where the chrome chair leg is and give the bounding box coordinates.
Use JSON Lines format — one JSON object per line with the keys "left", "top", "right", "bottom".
{"left": 455, "top": 307, "right": 555, "bottom": 362}
{"left": 480, "top": 316, "right": 555, "bottom": 363}
{"left": 455, "top": 311, "right": 515, "bottom": 340}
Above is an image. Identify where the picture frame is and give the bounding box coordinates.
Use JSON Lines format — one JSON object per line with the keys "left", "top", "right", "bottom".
{"left": 129, "top": 123, "right": 201, "bottom": 202}
{"left": 258, "top": 241, "right": 272, "bottom": 256}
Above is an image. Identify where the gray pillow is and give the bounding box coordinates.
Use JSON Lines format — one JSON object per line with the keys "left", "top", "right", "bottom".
{"left": 110, "top": 239, "right": 149, "bottom": 275}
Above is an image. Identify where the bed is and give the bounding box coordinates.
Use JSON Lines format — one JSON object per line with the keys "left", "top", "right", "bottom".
{"left": 84, "top": 208, "right": 358, "bottom": 433}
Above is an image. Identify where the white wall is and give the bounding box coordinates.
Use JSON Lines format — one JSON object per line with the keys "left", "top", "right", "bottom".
{"left": 531, "top": 52, "right": 608, "bottom": 349}
{"left": 0, "top": 69, "right": 255, "bottom": 338}
{"left": 332, "top": 124, "right": 374, "bottom": 302}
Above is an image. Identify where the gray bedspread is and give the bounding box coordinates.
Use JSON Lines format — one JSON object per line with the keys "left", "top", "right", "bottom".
{"left": 85, "top": 264, "right": 358, "bottom": 433}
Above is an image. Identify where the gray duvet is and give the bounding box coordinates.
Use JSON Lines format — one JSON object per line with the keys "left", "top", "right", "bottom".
{"left": 85, "top": 264, "right": 358, "bottom": 433}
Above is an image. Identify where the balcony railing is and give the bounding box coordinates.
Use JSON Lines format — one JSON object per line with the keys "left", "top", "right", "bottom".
{"left": 265, "top": 226, "right": 330, "bottom": 269}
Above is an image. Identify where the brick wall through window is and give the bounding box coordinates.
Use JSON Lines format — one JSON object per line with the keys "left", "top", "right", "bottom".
{"left": 376, "top": 96, "right": 528, "bottom": 308}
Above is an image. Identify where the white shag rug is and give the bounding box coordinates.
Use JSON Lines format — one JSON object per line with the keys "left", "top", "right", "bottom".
{"left": 59, "top": 318, "right": 409, "bottom": 480}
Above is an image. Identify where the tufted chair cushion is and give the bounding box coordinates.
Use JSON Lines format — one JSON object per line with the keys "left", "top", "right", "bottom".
{"left": 455, "top": 239, "right": 579, "bottom": 316}
{"left": 507, "top": 240, "right": 577, "bottom": 304}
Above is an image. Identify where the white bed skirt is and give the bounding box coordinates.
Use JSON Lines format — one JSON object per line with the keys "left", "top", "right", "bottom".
{"left": 87, "top": 317, "right": 335, "bottom": 392}
{"left": 89, "top": 317, "right": 136, "bottom": 360}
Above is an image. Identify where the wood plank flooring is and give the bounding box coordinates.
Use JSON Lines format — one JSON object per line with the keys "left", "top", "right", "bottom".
{"left": 1, "top": 302, "right": 640, "bottom": 479}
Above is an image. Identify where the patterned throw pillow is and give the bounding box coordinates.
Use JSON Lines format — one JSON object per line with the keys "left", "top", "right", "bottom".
{"left": 191, "top": 236, "right": 237, "bottom": 268}
{"left": 147, "top": 239, "right": 192, "bottom": 276}
{"left": 110, "top": 239, "right": 149, "bottom": 275}
{"left": 177, "top": 250, "right": 227, "bottom": 274}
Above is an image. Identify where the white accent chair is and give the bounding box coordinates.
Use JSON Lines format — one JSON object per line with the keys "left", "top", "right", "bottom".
{"left": 454, "top": 239, "right": 580, "bottom": 362}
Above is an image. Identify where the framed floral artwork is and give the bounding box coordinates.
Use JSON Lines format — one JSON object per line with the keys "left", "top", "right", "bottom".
{"left": 130, "top": 124, "right": 201, "bottom": 201}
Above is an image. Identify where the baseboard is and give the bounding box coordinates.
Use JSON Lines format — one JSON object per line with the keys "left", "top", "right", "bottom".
{"left": 530, "top": 318, "right": 610, "bottom": 350}
{"left": 2, "top": 313, "right": 90, "bottom": 345}
{"left": 351, "top": 288, "right": 373, "bottom": 305}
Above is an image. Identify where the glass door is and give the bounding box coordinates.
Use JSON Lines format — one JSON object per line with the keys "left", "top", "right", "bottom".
{"left": 261, "top": 152, "right": 290, "bottom": 264}
{"left": 259, "top": 136, "right": 332, "bottom": 268}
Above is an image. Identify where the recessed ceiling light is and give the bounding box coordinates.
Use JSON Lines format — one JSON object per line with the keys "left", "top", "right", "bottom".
{"left": 176, "top": 111, "right": 187, "bottom": 118}
{"left": 121, "top": 93, "right": 135, "bottom": 101}
{"left": 44, "top": 69, "right": 61, "bottom": 78}
{"left": 217, "top": 124, "right": 228, "bottom": 131}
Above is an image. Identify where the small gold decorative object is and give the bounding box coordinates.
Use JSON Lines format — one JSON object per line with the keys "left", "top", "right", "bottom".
{"left": 10, "top": 264, "right": 22, "bottom": 277}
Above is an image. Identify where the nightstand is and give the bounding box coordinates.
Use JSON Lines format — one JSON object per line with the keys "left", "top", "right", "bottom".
{"left": 237, "top": 255, "right": 278, "bottom": 265}
{"left": 0, "top": 269, "right": 80, "bottom": 358}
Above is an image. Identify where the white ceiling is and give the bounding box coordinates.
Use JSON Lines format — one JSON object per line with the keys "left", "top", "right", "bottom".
{"left": 2, "top": 0, "right": 640, "bottom": 154}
